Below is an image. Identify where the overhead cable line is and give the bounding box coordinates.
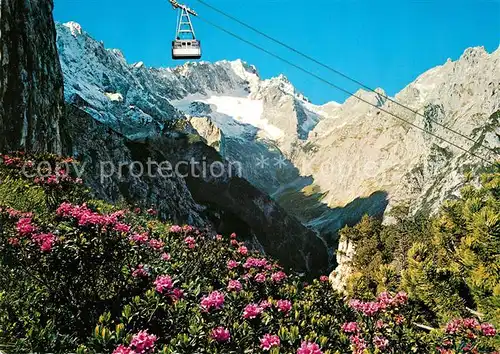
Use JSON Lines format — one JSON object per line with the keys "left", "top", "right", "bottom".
{"left": 194, "top": 14, "right": 494, "bottom": 166}
{"left": 194, "top": 0, "right": 498, "bottom": 157}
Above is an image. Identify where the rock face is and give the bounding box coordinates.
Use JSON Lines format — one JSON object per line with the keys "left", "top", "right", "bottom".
{"left": 0, "top": 0, "right": 64, "bottom": 153}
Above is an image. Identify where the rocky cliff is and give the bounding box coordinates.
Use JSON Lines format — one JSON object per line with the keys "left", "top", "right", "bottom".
{"left": 0, "top": 0, "right": 64, "bottom": 153}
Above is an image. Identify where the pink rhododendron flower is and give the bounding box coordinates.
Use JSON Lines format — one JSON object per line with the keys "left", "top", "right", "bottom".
{"left": 260, "top": 334, "right": 280, "bottom": 350}
{"left": 216, "top": 234, "right": 223, "bottom": 241}
{"left": 227, "top": 279, "right": 242, "bottom": 292}
{"left": 211, "top": 327, "right": 230, "bottom": 343}
{"left": 254, "top": 272, "right": 266, "bottom": 283}
{"left": 445, "top": 319, "right": 462, "bottom": 334}
{"left": 227, "top": 260, "right": 240, "bottom": 270}
{"left": 154, "top": 275, "right": 173, "bottom": 293}
{"left": 161, "top": 253, "right": 171, "bottom": 261}
{"left": 319, "top": 275, "right": 329, "bottom": 282}
{"left": 349, "top": 335, "right": 367, "bottom": 354}
{"left": 394, "top": 291, "right": 408, "bottom": 305}
{"left": 32, "top": 233, "right": 57, "bottom": 252}
{"left": 271, "top": 271, "right": 287, "bottom": 283}
{"left": 200, "top": 291, "right": 225, "bottom": 311}
{"left": 132, "top": 265, "right": 149, "bottom": 278}
{"left": 341, "top": 322, "right": 359, "bottom": 334}
{"left": 183, "top": 225, "right": 194, "bottom": 232}
{"left": 243, "top": 257, "right": 268, "bottom": 269}
{"left": 230, "top": 239, "right": 238, "bottom": 246}
{"left": 169, "top": 225, "right": 182, "bottom": 233}
{"left": 112, "top": 344, "right": 134, "bottom": 354}
{"left": 230, "top": 232, "right": 237, "bottom": 239}
{"left": 16, "top": 218, "right": 37, "bottom": 236}
{"left": 463, "top": 318, "right": 479, "bottom": 329}
{"left": 373, "top": 336, "right": 389, "bottom": 350}
{"left": 275, "top": 299, "right": 292, "bottom": 313}
{"left": 129, "top": 330, "right": 157, "bottom": 354}
{"left": 171, "top": 288, "right": 184, "bottom": 302}
{"left": 259, "top": 300, "right": 272, "bottom": 309}
{"left": 480, "top": 323, "right": 496, "bottom": 337}
{"left": 184, "top": 236, "right": 196, "bottom": 248}
{"left": 376, "top": 320, "right": 385, "bottom": 329}
{"left": 130, "top": 232, "right": 149, "bottom": 244}
{"left": 243, "top": 303, "right": 263, "bottom": 319}
{"left": 147, "top": 208, "right": 157, "bottom": 216}
{"left": 8, "top": 237, "right": 20, "bottom": 246}
{"left": 349, "top": 299, "right": 381, "bottom": 317}
{"left": 148, "top": 239, "right": 164, "bottom": 250}
{"left": 237, "top": 245, "right": 248, "bottom": 255}
{"left": 114, "top": 223, "right": 131, "bottom": 233}
{"left": 296, "top": 341, "right": 323, "bottom": 354}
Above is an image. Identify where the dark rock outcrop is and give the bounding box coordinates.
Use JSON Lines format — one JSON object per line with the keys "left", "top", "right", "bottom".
{"left": 0, "top": 0, "right": 64, "bottom": 153}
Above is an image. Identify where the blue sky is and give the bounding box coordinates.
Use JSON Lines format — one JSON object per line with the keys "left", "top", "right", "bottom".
{"left": 54, "top": 0, "right": 499, "bottom": 104}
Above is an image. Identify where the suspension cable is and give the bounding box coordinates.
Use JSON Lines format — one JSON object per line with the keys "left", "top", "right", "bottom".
{"left": 194, "top": 0, "right": 498, "bottom": 157}
{"left": 194, "top": 14, "right": 494, "bottom": 166}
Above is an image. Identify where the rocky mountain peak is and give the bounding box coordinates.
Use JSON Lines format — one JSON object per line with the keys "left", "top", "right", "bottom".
{"left": 63, "top": 21, "right": 83, "bottom": 36}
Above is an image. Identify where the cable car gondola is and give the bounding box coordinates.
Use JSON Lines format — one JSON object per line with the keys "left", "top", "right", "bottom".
{"left": 169, "top": 0, "right": 201, "bottom": 60}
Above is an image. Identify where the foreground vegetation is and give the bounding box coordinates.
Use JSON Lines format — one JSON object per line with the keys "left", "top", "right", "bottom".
{"left": 0, "top": 152, "right": 498, "bottom": 353}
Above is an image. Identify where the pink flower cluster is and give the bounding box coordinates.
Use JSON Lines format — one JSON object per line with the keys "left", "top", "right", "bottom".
{"left": 31, "top": 233, "right": 57, "bottom": 252}
{"left": 319, "top": 275, "right": 329, "bottom": 282}
{"left": 154, "top": 275, "right": 173, "bottom": 293}
{"left": 113, "top": 330, "right": 157, "bottom": 354}
{"left": 377, "top": 291, "right": 408, "bottom": 308}
{"left": 200, "top": 291, "right": 225, "bottom": 312}
{"left": 227, "top": 279, "right": 242, "bottom": 292}
{"left": 130, "top": 330, "right": 157, "bottom": 353}
{"left": 169, "top": 225, "right": 182, "bottom": 233}
{"left": 373, "top": 335, "right": 389, "bottom": 350}
{"left": 349, "top": 299, "right": 381, "bottom": 317}
{"left": 349, "top": 292, "right": 408, "bottom": 317}
{"left": 271, "top": 271, "right": 287, "bottom": 283}
{"left": 254, "top": 272, "right": 266, "bottom": 283}
{"left": 243, "top": 257, "right": 269, "bottom": 269}
{"left": 132, "top": 265, "right": 149, "bottom": 278}
{"left": 275, "top": 299, "right": 292, "bottom": 313}
{"left": 1, "top": 155, "right": 23, "bottom": 167}
{"left": 13, "top": 217, "right": 57, "bottom": 252}
{"left": 57, "top": 203, "right": 129, "bottom": 231}
{"left": 260, "top": 334, "right": 280, "bottom": 351}
{"left": 296, "top": 341, "right": 323, "bottom": 354}
{"left": 341, "top": 322, "right": 359, "bottom": 334}
{"left": 2, "top": 207, "right": 33, "bottom": 219}
{"left": 227, "top": 260, "right": 240, "bottom": 270}
{"left": 243, "top": 303, "right": 263, "bottom": 319}
{"left": 130, "top": 232, "right": 149, "bottom": 244}
{"left": 348, "top": 335, "right": 367, "bottom": 354}
{"left": 211, "top": 327, "right": 231, "bottom": 343}
{"left": 16, "top": 217, "right": 37, "bottom": 236}
{"left": 444, "top": 318, "right": 496, "bottom": 337}
{"left": 184, "top": 236, "right": 196, "bottom": 249}
{"left": 237, "top": 245, "right": 248, "bottom": 255}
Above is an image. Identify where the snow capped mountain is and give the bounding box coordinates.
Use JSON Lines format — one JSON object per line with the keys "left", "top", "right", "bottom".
{"left": 56, "top": 21, "right": 500, "bottom": 257}
{"left": 57, "top": 22, "right": 326, "bottom": 144}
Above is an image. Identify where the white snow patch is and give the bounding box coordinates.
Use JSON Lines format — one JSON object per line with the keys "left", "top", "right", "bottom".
{"left": 133, "top": 61, "right": 144, "bottom": 68}
{"left": 63, "top": 21, "right": 82, "bottom": 36}
{"left": 171, "top": 91, "right": 284, "bottom": 139}
{"left": 105, "top": 92, "right": 124, "bottom": 102}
